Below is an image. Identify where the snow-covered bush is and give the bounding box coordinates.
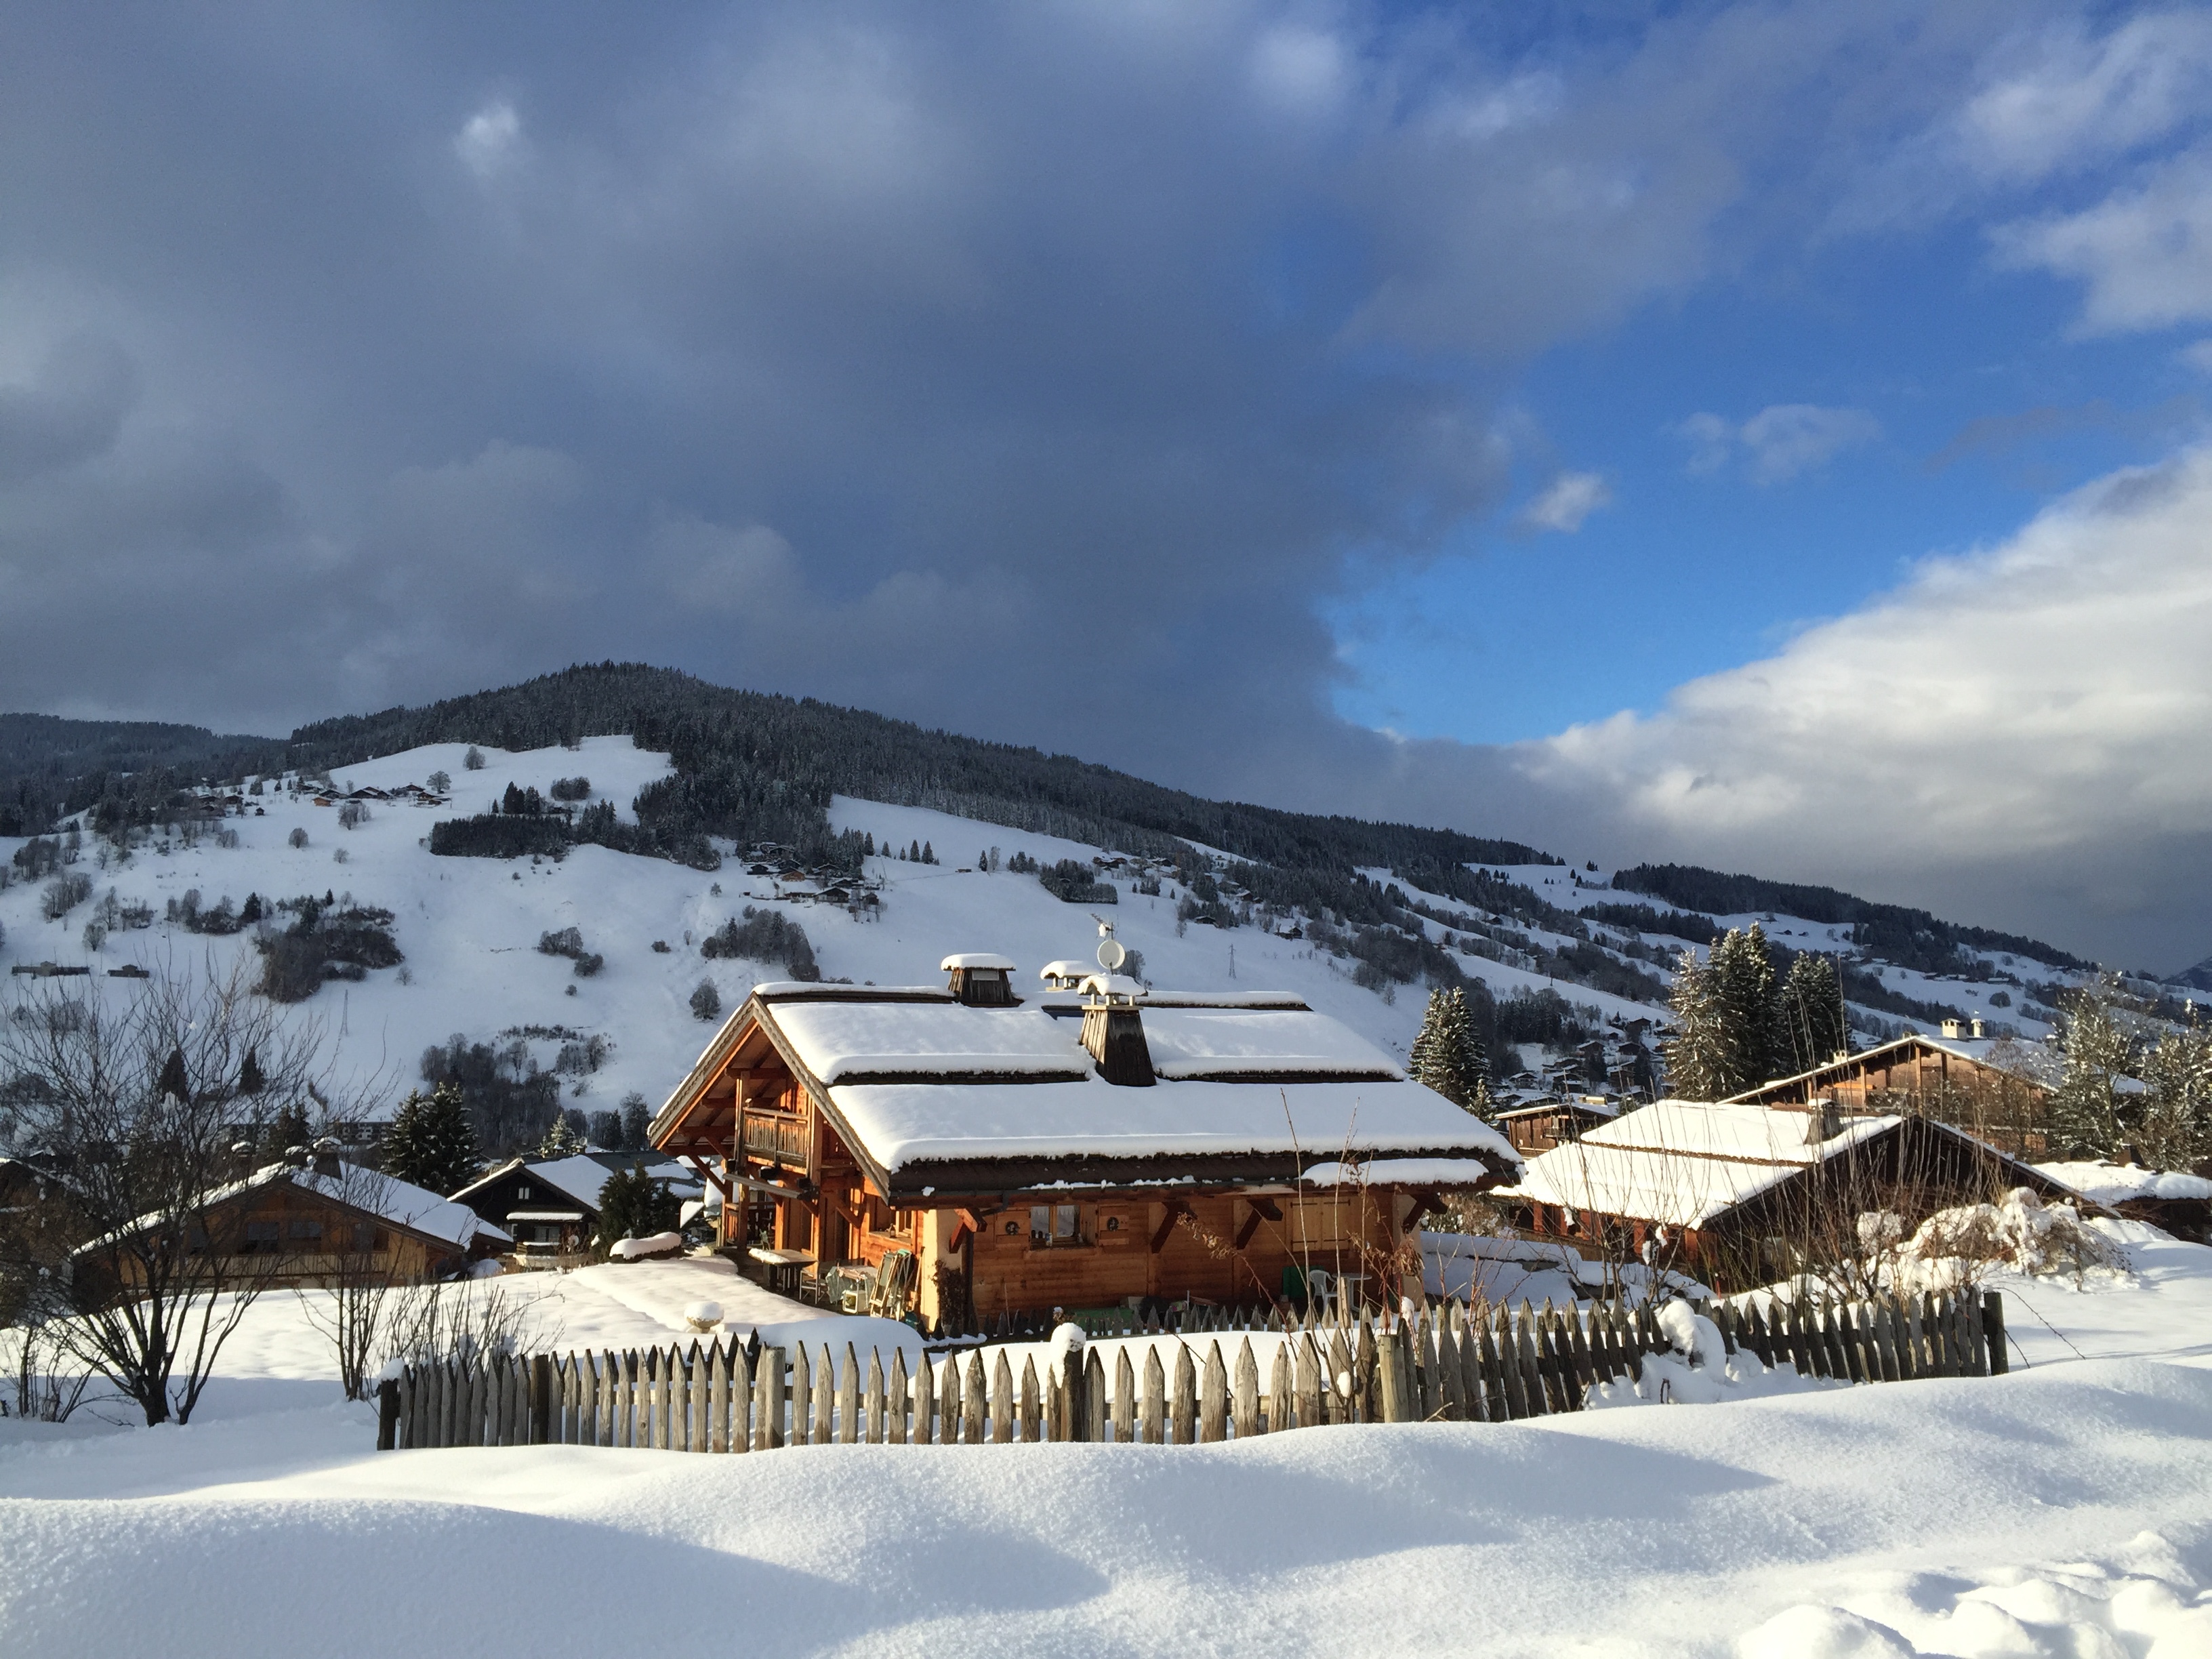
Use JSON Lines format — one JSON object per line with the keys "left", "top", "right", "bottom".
{"left": 1881, "top": 1188, "right": 2123, "bottom": 1292}
{"left": 690, "top": 979, "right": 721, "bottom": 1022}
{"left": 289, "top": 826, "right": 308, "bottom": 848}
{"left": 699, "top": 907, "right": 819, "bottom": 981}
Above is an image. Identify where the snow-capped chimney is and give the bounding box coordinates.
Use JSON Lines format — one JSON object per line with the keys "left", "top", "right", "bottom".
{"left": 1082, "top": 982, "right": 1155, "bottom": 1088}
{"left": 1940, "top": 1019, "right": 1963, "bottom": 1039}
{"left": 1970, "top": 1017, "right": 1986, "bottom": 1040}
{"left": 1804, "top": 1099, "right": 1841, "bottom": 1143}
{"left": 311, "top": 1136, "right": 342, "bottom": 1179}
{"left": 942, "top": 953, "right": 1018, "bottom": 1007}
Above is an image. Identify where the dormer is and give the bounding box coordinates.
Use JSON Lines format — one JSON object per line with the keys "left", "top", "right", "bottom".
{"left": 942, "top": 952, "right": 1019, "bottom": 1007}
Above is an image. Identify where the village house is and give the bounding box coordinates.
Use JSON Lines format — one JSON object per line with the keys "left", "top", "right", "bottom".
{"left": 1500, "top": 1097, "right": 2083, "bottom": 1294}
{"left": 450, "top": 1151, "right": 701, "bottom": 1256}
{"left": 1493, "top": 1097, "right": 1620, "bottom": 1156}
{"left": 81, "top": 1145, "right": 509, "bottom": 1295}
{"left": 1719, "top": 1023, "right": 2118, "bottom": 1156}
{"left": 648, "top": 952, "right": 1521, "bottom": 1331}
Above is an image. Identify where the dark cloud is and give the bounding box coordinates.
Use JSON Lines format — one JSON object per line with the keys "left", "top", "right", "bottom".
{"left": 8, "top": 2, "right": 2202, "bottom": 968}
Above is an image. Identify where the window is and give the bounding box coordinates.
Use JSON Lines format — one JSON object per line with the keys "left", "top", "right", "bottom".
{"left": 517, "top": 1183, "right": 533, "bottom": 1200}
{"left": 288, "top": 1217, "right": 323, "bottom": 1242}
{"left": 1029, "top": 1204, "right": 1082, "bottom": 1246}
{"left": 244, "top": 1219, "right": 281, "bottom": 1250}
{"left": 352, "top": 1224, "right": 375, "bottom": 1252}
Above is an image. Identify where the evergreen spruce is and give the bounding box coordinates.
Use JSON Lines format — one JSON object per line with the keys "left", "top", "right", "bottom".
{"left": 2050, "top": 978, "right": 2139, "bottom": 1157}
{"left": 155, "top": 1045, "right": 189, "bottom": 1103}
{"left": 594, "top": 1163, "right": 680, "bottom": 1252}
{"left": 537, "top": 1113, "right": 585, "bottom": 1158}
{"left": 1661, "top": 947, "right": 1734, "bottom": 1099}
{"left": 1410, "top": 986, "right": 1492, "bottom": 1115}
{"left": 259, "top": 1101, "right": 312, "bottom": 1158}
{"left": 237, "top": 1046, "right": 266, "bottom": 1096}
{"left": 619, "top": 1092, "right": 650, "bottom": 1150}
{"left": 1771, "top": 953, "right": 1847, "bottom": 1078}
{"left": 382, "top": 1082, "right": 482, "bottom": 1195}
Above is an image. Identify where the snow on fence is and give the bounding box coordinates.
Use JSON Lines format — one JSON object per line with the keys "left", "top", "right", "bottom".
{"left": 377, "top": 1286, "right": 2006, "bottom": 1451}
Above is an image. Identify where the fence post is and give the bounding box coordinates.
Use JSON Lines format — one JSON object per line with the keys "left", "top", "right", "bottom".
{"left": 532, "top": 1353, "right": 554, "bottom": 1444}
{"left": 377, "top": 1377, "right": 400, "bottom": 1450}
{"left": 1376, "top": 1325, "right": 1408, "bottom": 1423}
{"left": 1983, "top": 1291, "right": 2008, "bottom": 1375}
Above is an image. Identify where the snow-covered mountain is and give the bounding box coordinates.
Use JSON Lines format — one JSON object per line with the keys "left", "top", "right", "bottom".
{"left": 1, "top": 720, "right": 2120, "bottom": 1143}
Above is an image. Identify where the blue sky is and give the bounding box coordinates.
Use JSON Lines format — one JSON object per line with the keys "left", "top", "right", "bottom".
{"left": 1, "top": 2, "right": 2209, "bottom": 966}
{"left": 1333, "top": 215, "right": 2208, "bottom": 743}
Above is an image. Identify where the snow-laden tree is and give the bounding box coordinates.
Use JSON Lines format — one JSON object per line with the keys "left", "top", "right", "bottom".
{"left": 381, "top": 1082, "right": 480, "bottom": 1197}
{"left": 1410, "top": 985, "right": 1492, "bottom": 1116}
{"left": 2136, "top": 1007, "right": 2212, "bottom": 1170}
{"left": 536, "top": 1112, "right": 584, "bottom": 1159}
{"left": 1662, "top": 947, "right": 1734, "bottom": 1099}
{"left": 1771, "top": 951, "right": 1848, "bottom": 1079}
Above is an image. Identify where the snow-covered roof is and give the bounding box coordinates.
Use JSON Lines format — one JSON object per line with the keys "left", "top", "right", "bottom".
{"left": 2034, "top": 1161, "right": 2212, "bottom": 1206}
{"left": 1039, "top": 960, "right": 1091, "bottom": 983}
{"left": 941, "top": 952, "right": 1016, "bottom": 971}
{"left": 293, "top": 1163, "right": 512, "bottom": 1250}
{"left": 83, "top": 1160, "right": 510, "bottom": 1256}
{"left": 525, "top": 1153, "right": 697, "bottom": 1212}
{"left": 1142, "top": 1006, "right": 1402, "bottom": 1080}
{"left": 830, "top": 1076, "right": 1508, "bottom": 1178}
{"left": 1727, "top": 1031, "right": 2144, "bottom": 1102}
{"left": 771, "top": 1000, "right": 1089, "bottom": 1083}
{"left": 1304, "top": 1158, "right": 1502, "bottom": 1188}
{"left": 1500, "top": 1099, "right": 1901, "bottom": 1230}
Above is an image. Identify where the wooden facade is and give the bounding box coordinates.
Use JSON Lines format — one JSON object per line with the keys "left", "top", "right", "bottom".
{"left": 102, "top": 1162, "right": 506, "bottom": 1293}
{"left": 1724, "top": 1034, "right": 2061, "bottom": 1156}
{"left": 1511, "top": 1107, "right": 2080, "bottom": 1295}
{"left": 649, "top": 969, "right": 1518, "bottom": 1330}
{"left": 1495, "top": 1101, "right": 1616, "bottom": 1156}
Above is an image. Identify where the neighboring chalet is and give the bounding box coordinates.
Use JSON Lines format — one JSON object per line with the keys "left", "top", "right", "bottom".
{"left": 649, "top": 954, "right": 1521, "bottom": 1330}
{"left": 1494, "top": 1099, "right": 1619, "bottom": 1156}
{"left": 1721, "top": 1023, "right": 2124, "bottom": 1157}
{"left": 1500, "top": 1097, "right": 2081, "bottom": 1293}
{"left": 450, "top": 1153, "right": 701, "bottom": 1256}
{"left": 2036, "top": 1160, "right": 2212, "bottom": 1244}
{"left": 81, "top": 1147, "right": 508, "bottom": 1294}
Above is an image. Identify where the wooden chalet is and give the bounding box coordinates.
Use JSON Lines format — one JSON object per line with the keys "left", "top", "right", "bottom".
{"left": 83, "top": 1150, "right": 509, "bottom": 1294}
{"left": 1721, "top": 1025, "right": 2113, "bottom": 1157}
{"left": 450, "top": 1153, "right": 700, "bottom": 1258}
{"left": 649, "top": 953, "right": 1521, "bottom": 1330}
{"left": 1494, "top": 1098, "right": 1619, "bottom": 1156}
{"left": 1502, "top": 1097, "right": 2083, "bottom": 1294}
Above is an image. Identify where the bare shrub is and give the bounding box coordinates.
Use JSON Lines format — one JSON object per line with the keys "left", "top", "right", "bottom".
{"left": 289, "top": 827, "right": 309, "bottom": 849}
{"left": 41, "top": 872, "right": 92, "bottom": 921}
{"left": 337, "top": 801, "right": 369, "bottom": 830}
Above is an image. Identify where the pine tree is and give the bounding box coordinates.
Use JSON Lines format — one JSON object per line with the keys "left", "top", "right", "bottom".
{"left": 1710, "top": 924, "right": 1776, "bottom": 1094}
{"left": 2050, "top": 977, "right": 2139, "bottom": 1157}
{"left": 259, "top": 1101, "right": 312, "bottom": 1158}
{"left": 237, "top": 1046, "right": 266, "bottom": 1097}
{"left": 1662, "top": 947, "right": 1734, "bottom": 1099}
{"left": 537, "top": 1113, "right": 584, "bottom": 1158}
{"left": 383, "top": 1082, "right": 482, "bottom": 1195}
{"left": 156, "top": 1045, "right": 189, "bottom": 1103}
{"left": 1771, "top": 953, "right": 1847, "bottom": 1078}
{"left": 922, "top": 841, "right": 935, "bottom": 865}
{"left": 2137, "top": 1006, "right": 2212, "bottom": 1170}
{"left": 619, "top": 1092, "right": 650, "bottom": 1150}
{"left": 594, "top": 1164, "right": 680, "bottom": 1252}
{"left": 1410, "top": 986, "right": 1492, "bottom": 1115}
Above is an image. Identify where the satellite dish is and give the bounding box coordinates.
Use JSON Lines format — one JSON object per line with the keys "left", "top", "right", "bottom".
{"left": 1097, "top": 937, "right": 1128, "bottom": 972}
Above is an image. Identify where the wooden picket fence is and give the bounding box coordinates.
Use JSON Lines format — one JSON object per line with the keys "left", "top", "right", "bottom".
{"left": 377, "top": 1286, "right": 2006, "bottom": 1451}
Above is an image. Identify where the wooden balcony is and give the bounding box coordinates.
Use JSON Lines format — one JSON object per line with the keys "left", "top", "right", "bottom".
{"left": 741, "top": 1112, "right": 808, "bottom": 1168}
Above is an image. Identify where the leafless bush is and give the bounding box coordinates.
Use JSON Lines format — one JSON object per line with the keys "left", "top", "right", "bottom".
{"left": 0, "top": 956, "right": 378, "bottom": 1425}
{"left": 337, "top": 801, "right": 369, "bottom": 830}
{"left": 289, "top": 827, "right": 309, "bottom": 849}
{"left": 384, "top": 1275, "right": 556, "bottom": 1372}
{"left": 1, "top": 1320, "right": 96, "bottom": 1421}
{"left": 41, "top": 872, "right": 92, "bottom": 922}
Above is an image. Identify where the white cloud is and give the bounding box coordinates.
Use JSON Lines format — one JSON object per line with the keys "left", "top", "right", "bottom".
{"left": 455, "top": 100, "right": 525, "bottom": 181}
{"left": 1250, "top": 25, "right": 1348, "bottom": 115}
{"left": 1517, "top": 470, "right": 1610, "bottom": 533}
{"left": 1517, "top": 443, "right": 2212, "bottom": 876}
{"left": 2183, "top": 338, "right": 2212, "bottom": 373}
{"left": 1992, "top": 143, "right": 2212, "bottom": 333}
{"left": 1957, "top": 12, "right": 2212, "bottom": 184}
{"left": 1673, "top": 404, "right": 1880, "bottom": 484}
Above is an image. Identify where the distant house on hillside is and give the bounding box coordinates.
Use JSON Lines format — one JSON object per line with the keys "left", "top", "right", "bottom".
{"left": 449, "top": 1152, "right": 699, "bottom": 1256}
{"left": 1494, "top": 1099, "right": 1618, "bottom": 1156}
{"left": 1500, "top": 1097, "right": 2080, "bottom": 1293}
{"left": 648, "top": 952, "right": 1521, "bottom": 1332}
{"left": 78, "top": 1147, "right": 508, "bottom": 1295}
{"left": 1723, "top": 1025, "right": 2140, "bottom": 1157}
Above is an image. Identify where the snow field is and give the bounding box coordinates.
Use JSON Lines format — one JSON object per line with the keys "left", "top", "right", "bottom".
{"left": 2, "top": 1357, "right": 2208, "bottom": 1657}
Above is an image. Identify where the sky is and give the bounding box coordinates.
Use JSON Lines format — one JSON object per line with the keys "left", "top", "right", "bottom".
{"left": 1, "top": 2, "right": 2209, "bottom": 972}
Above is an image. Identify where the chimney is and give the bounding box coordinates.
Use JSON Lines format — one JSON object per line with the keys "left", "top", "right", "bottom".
{"left": 1804, "top": 1099, "right": 1841, "bottom": 1144}
{"left": 943, "top": 953, "right": 1019, "bottom": 1007}
{"left": 1080, "top": 976, "right": 1155, "bottom": 1088}
{"left": 1940, "top": 1018, "right": 1963, "bottom": 1039}
{"left": 311, "top": 1136, "right": 342, "bottom": 1179}
{"left": 1970, "top": 1017, "right": 1986, "bottom": 1040}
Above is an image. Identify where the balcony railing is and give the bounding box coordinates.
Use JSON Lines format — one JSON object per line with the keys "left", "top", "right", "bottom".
{"left": 741, "top": 1112, "right": 807, "bottom": 1167}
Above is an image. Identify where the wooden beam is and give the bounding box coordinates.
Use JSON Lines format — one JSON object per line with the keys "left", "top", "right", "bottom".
{"left": 1149, "top": 1201, "right": 1188, "bottom": 1254}
{"left": 676, "top": 1153, "right": 733, "bottom": 1202}
{"left": 949, "top": 1208, "right": 978, "bottom": 1252}
{"left": 1250, "top": 1196, "right": 1283, "bottom": 1222}
{"left": 1233, "top": 1204, "right": 1264, "bottom": 1252}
